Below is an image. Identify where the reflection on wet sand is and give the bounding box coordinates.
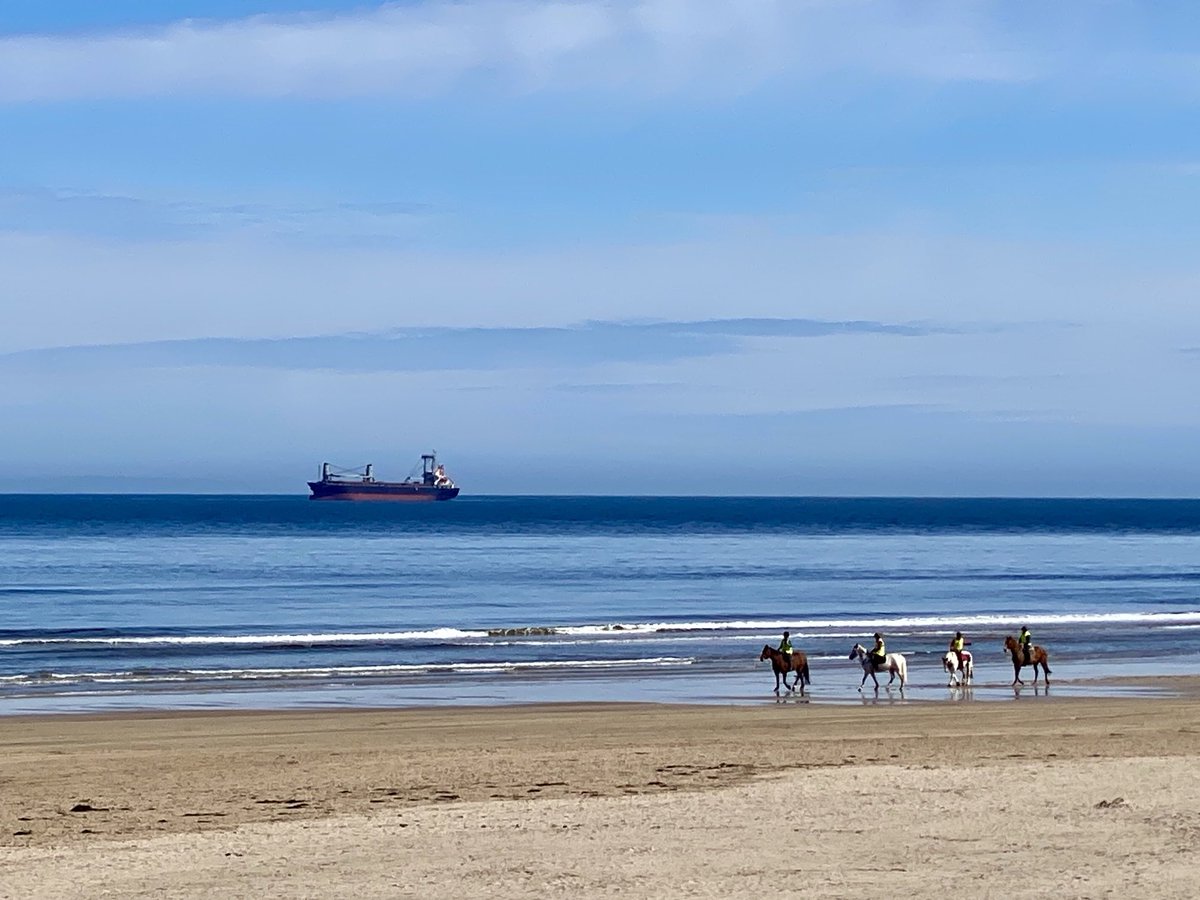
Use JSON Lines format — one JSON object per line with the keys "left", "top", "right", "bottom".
{"left": 1013, "top": 682, "right": 1050, "bottom": 700}
{"left": 858, "top": 686, "right": 909, "bottom": 706}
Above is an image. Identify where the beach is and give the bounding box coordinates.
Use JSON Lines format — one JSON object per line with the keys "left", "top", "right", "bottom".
{"left": 4, "top": 692, "right": 1200, "bottom": 898}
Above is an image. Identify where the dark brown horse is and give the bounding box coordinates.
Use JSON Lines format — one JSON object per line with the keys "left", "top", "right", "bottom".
{"left": 1003, "top": 635, "right": 1052, "bottom": 685}
{"left": 759, "top": 645, "right": 811, "bottom": 694}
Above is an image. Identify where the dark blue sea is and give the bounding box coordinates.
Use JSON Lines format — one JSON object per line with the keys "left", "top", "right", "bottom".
{"left": 3, "top": 495, "right": 1200, "bottom": 713}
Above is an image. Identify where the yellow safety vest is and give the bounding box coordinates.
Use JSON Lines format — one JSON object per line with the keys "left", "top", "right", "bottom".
{"left": 951, "top": 637, "right": 964, "bottom": 652}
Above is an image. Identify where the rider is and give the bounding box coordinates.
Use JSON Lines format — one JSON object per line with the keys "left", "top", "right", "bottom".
{"left": 949, "top": 631, "right": 970, "bottom": 669}
{"left": 870, "top": 632, "right": 887, "bottom": 671}
{"left": 1019, "top": 626, "right": 1033, "bottom": 665}
{"left": 778, "top": 631, "right": 794, "bottom": 657}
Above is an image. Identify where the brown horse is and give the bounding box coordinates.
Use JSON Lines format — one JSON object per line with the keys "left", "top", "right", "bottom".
{"left": 1003, "top": 635, "right": 1052, "bottom": 685}
{"left": 759, "top": 645, "right": 811, "bottom": 694}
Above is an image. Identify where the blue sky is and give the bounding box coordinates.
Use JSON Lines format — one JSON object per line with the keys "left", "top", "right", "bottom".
{"left": 1, "top": 1, "right": 1198, "bottom": 494}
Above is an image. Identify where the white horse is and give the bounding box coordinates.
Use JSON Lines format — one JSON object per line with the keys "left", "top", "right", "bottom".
{"left": 848, "top": 643, "right": 907, "bottom": 690}
{"left": 942, "top": 650, "right": 973, "bottom": 687}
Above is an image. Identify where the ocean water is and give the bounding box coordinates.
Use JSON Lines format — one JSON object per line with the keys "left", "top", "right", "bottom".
{"left": 2, "top": 495, "right": 1200, "bottom": 713}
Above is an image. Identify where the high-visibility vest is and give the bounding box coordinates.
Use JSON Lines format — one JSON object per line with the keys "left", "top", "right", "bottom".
{"left": 951, "top": 637, "right": 964, "bottom": 652}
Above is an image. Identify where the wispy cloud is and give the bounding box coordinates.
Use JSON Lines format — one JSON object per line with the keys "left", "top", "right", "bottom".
{"left": 0, "top": 317, "right": 960, "bottom": 373}
{"left": 0, "top": 0, "right": 1041, "bottom": 103}
{"left": 888, "top": 373, "right": 1068, "bottom": 387}
{"left": 0, "top": 187, "right": 427, "bottom": 242}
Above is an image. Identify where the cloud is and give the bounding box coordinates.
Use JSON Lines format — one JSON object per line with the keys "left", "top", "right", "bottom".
{"left": 0, "top": 317, "right": 957, "bottom": 373}
{"left": 0, "top": 187, "right": 427, "bottom": 242}
{"left": 0, "top": 223, "right": 1178, "bottom": 356}
{"left": 0, "top": 0, "right": 1041, "bottom": 103}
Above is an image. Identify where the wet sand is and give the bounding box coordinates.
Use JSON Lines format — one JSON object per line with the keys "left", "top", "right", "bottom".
{"left": 3, "top": 693, "right": 1200, "bottom": 898}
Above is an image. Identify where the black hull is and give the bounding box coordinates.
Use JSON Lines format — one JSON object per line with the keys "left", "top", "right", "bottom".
{"left": 308, "top": 481, "right": 460, "bottom": 502}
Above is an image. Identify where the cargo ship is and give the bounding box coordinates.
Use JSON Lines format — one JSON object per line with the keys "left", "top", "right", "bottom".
{"left": 308, "top": 453, "right": 460, "bottom": 501}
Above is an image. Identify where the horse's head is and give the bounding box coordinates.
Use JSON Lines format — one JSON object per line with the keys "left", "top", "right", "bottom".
{"left": 942, "top": 652, "right": 955, "bottom": 671}
{"left": 759, "top": 645, "right": 772, "bottom": 662}
{"left": 848, "top": 644, "right": 863, "bottom": 660}
{"left": 1003, "top": 635, "right": 1017, "bottom": 652}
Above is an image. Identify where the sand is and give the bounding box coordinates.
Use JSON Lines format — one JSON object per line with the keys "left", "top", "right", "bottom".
{"left": 3, "top": 695, "right": 1200, "bottom": 898}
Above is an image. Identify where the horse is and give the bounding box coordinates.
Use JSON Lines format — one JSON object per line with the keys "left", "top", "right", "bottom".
{"left": 848, "top": 643, "right": 907, "bottom": 690}
{"left": 942, "top": 650, "right": 973, "bottom": 687}
{"left": 1003, "top": 635, "right": 1051, "bottom": 685}
{"left": 759, "top": 645, "right": 811, "bottom": 695}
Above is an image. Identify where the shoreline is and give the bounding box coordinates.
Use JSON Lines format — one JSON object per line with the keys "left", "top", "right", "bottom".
{"left": 5, "top": 665, "right": 1200, "bottom": 716}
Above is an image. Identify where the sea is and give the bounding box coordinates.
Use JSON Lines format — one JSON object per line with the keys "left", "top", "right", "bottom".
{"left": 2, "top": 495, "right": 1200, "bottom": 714}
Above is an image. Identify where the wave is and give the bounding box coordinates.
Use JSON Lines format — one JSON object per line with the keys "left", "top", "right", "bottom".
{"left": 0, "top": 627, "right": 489, "bottom": 648}
{"left": 551, "top": 611, "right": 1200, "bottom": 635}
{"left": 0, "top": 656, "right": 694, "bottom": 686}
{"left": 4, "top": 611, "right": 1200, "bottom": 649}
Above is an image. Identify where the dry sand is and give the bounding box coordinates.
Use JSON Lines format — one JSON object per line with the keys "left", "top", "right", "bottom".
{"left": 3, "top": 695, "right": 1200, "bottom": 898}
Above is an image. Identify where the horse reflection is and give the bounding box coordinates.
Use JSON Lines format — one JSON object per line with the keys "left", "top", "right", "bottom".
{"left": 1013, "top": 682, "right": 1050, "bottom": 699}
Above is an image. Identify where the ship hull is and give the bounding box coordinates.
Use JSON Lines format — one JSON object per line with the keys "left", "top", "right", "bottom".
{"left": 307, "top": 481, "right": 460, "bottom": 502}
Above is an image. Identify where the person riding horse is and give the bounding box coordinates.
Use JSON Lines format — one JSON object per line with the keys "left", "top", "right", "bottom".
{"left": 949, "top": 631, "right": 971, "bottom": 670}
{"left": 778, "top": 631, "right": 794, "bottom": 656}
{"left": 1019, "top": 626, "right": 1033, "bottom": 665}
{"left": 870, "top": 633, "right": 887, "bottom": 671}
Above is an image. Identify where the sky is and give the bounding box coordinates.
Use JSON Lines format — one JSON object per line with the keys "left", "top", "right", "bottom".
{"left": 1, "top": 0, "right": 1199, "bottom": 495}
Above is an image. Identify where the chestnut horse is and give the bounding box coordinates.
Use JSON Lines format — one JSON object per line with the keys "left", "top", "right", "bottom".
{"left": 1003, "top": 635, "right": 1051, "bottom": 685}
{"left": 942, "top": 650, "right": 973, "bottom": 687}
{"left": 759, "top": 645, "right": 811, "bottom": 695}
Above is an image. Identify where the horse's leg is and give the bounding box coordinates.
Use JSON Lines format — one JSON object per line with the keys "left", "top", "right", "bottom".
{"left": 1013, "top": 661, "right": 1024, "bottom": 685}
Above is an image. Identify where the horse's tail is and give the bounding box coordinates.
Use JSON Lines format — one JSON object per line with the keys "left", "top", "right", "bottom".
{"left": 801, "top": 662, "right": 811, "bottom": 686}
{"left": 1042, "top": 649, "right": 1051, "bottom": 674}
{"left": 896, "top": 655, "right": 908, "bottom": 684}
